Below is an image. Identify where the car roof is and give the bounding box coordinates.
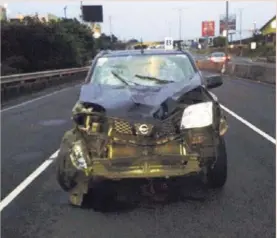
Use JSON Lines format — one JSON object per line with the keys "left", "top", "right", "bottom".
{"left": 99, "top": 49, "right": 188, "bottom": 58}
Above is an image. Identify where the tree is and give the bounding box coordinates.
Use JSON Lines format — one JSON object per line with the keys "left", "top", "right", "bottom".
{"left": 213, "top": 36, "right": 226, "bottom": 47}
{"left": 1, "top": 17, "right": 95, "bottom": 75}
{"left": 1, "top": 16, "right": 120, "bottom": 75}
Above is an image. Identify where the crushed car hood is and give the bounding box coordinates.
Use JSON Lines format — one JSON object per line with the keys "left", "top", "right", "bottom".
{"left": 78, "top": 73, "right": 203, "bottom": 121}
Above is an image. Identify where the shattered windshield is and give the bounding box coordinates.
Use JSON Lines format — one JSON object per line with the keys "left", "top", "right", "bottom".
{"left": 90, "top": 54, "right": 196, "bottom": 86}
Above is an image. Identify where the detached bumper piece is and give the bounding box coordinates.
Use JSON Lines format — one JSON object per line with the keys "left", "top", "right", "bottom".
{"left": 86, "top": 155, "right": 200, "bottom": 179}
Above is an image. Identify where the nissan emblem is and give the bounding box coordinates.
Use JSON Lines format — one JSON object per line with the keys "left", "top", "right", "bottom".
{"left": 139, "top": 124, "right": 149, "bottom": 135}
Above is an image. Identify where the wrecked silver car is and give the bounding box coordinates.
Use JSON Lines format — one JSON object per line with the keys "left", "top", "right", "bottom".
{"left": 56, "top": 49, "right": 228, "bottom": 207}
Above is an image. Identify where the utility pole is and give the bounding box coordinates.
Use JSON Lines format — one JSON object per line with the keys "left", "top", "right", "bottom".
{"left": 224, "top": 1, "right": 229, "bottom": 57}
{"left": 223, "top": 0, "right": 229, "bottom": 71}
{"left": 109, "top": 15, "right": 113, "bottom": 43}
{"left": 80, "top": 1, "right": 83, "bottom": 23}
{"left": 229, "top": 32, "right": 235, "bottom": 42}
{"left": 63, "top": 6, "right": 67, "bottom": 19}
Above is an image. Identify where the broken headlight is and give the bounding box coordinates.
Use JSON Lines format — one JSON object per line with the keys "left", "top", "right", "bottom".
{"left": 180, "top": 102, "right": 213, "bottom": 129}
{"left": 70, "top": 141, "right": 89, "bottom": 170}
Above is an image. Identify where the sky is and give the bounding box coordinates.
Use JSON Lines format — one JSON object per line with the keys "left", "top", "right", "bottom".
{"left": 2, "top": 0, "right": 276, "bottom": 41}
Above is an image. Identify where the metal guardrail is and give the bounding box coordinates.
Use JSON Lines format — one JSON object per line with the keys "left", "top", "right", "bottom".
{"left": 254, "top": 56, "right": 276, "bottom": 64}
{"left": 1, "top": 66, "right": 90, "bottom": 85}
{"left": 1, "top": 66, "right": 91, "bottom": 101}
{"left": 225, "top": 62, "right": 276, "bottom": 84}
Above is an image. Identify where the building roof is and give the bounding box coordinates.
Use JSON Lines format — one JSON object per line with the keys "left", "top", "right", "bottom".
{"left": 260, "top": 15, "right": 276, "bottom": 32}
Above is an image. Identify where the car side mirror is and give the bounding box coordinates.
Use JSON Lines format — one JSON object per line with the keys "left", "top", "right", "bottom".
{"left": 205, "top": 74, "right": 223, "bottom": 89}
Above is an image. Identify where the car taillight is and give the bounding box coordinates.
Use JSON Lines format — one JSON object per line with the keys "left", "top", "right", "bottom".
{"left": 210, "top": 57, "right": 216, "bottom": 62}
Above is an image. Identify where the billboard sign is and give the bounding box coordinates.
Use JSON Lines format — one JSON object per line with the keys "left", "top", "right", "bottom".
{"left": 219, "top": 14, "right": 236, "bottom": 35}
{"left": 82, "top": 5, "right": 103, "bottom": 22}
{"left": 202, "top": 21, "right": 215, "bottom": 37}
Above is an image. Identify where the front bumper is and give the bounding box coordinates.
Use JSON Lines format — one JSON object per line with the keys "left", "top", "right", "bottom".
{"left": 83, "top": 154, "right": 202, "bottom": 179}
{"left": 70, "top": 126, "right": 221, "bottom": 180}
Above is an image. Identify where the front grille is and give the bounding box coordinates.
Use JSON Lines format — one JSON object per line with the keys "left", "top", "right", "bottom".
{"left": 114, "top": 120, "right": 133, "bottom": 134}
{"left": 112, "top": 113, "right": 182, "bottom": 138}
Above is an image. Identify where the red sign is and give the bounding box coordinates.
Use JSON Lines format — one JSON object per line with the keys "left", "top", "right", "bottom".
{"left": 202, "top": 21, "right": 215, "bottom": 37}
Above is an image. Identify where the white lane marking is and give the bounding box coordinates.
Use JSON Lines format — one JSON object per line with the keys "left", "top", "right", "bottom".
{"left": 0, "top": 104, "right": 276, "bottom": 211}
{"left": 220, "top": 104, "right": 276, "bottom": 145}
{"left": 1, "top": 85, "right": 80, "bottom": 113}
{"left": 0, "top": 150, "right": 59, "bottom": 212}
{"left": 49, "top": 150, "right": 60, "bottom": 159}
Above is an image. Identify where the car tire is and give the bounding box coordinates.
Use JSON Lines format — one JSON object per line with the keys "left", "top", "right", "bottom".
{"left": 206, "top": 136, "right": 227, "bottom": 189}
{"left": 56, "top": 131, "right": 80, "bottom": 192}
{"left": 56, "top": 149, "right": 78, "bottom": 192}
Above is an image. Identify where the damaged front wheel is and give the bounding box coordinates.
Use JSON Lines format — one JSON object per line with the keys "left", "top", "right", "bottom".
{"left": 56, "top": 149, "right": 78, "bottom": 192}
{"left": 56, "top": 129, "right": 91, "bottom": 207}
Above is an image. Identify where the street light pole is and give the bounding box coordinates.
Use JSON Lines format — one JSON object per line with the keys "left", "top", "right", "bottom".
{"left": 239, "top": 8, "right": 243, "bottom": 45}
{"left": 173, "top": 8, "right": 188, "bottom": 41}
{"left": 109, "top": 15, "right": 113, "bottom": 43}
{"left": 178, "top": 9, "right": 182, "bottom": 40}
{"left": 80, "top": 1, "right": 83, "bottom": 23}
{"left": 63, "top": 6, "right": 67, "bottom": 19}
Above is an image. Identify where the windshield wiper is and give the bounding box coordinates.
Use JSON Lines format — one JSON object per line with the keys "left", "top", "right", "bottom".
{"left": 111, "top": 71, "right": 130, "bottom": 86}
{"left": 111, "top": 71, "right": 142, "bottom": 86}
{"left": 134, "top": 74, "right": 174, "bottom": 84}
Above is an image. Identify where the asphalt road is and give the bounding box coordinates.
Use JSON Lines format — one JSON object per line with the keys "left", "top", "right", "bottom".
{"left": 1, "top": 75, "right": 275, "bottom": 238}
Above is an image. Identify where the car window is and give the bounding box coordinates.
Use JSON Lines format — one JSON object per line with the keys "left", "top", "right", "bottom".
{"left": 90, "top": 54, "right": 196, "bottom": 86}
{"left": 212, "top": 52, "right": 225, "bottom": 57}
